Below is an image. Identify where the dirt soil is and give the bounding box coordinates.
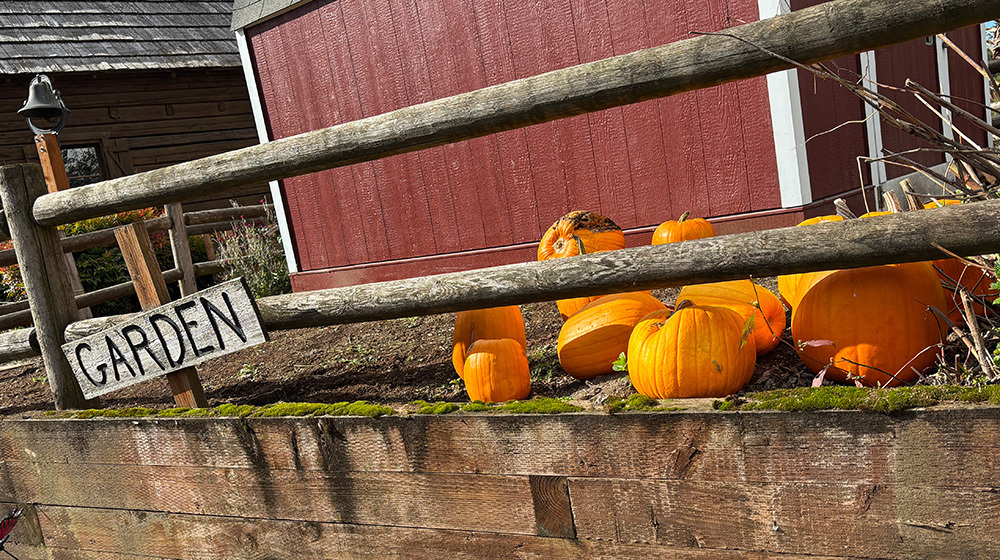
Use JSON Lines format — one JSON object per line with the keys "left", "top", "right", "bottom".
{"left": 0, "top": 285, "right": 818, "bottom": 417}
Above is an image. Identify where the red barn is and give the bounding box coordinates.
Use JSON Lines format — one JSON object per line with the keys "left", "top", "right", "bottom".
{"left": 231, "top": 0, "right": 991, "bottom": 291}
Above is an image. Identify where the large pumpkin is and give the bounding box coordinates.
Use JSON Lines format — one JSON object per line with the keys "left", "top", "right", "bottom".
{"left": 792, "top": 262, "right": 947, "bottom": 387}
{"left": 452, "top": 306, "right": 526, "bottom": 379}
{"left": 538, "top": 211, "right": 625, "bottom": 319}
{"left": 557, "top": 292, "right": 667, "bottom": 380}
{"left": 676, "top": 280, "right": 787, "bottom": 355}
{"left": 776, "top": 215, "right": 843, "bottom": 309}
{"left": 463, "top": 338, "right": 531, "bottom": 403}
{"left": 651, "top": 211, "right": 715, "bottom": 245}
{"left": 628, "top": 303, "right": 757, "bottom": 399}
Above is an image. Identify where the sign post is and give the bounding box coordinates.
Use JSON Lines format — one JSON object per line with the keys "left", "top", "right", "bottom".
{"left": 63, "top": 277, "right": 268, "bottom": 400}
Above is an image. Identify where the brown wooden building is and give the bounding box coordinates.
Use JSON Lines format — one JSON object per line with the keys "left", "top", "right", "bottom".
{"left": 0, "top": 1, "right": 268, "bottom": 211}
{"left": 231, "top": 0, "right": 991, "bottom": 291}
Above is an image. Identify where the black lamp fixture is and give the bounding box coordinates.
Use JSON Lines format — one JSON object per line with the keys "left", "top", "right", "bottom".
{"left": 18, "top": 74, "right": 69, "bottom": 135}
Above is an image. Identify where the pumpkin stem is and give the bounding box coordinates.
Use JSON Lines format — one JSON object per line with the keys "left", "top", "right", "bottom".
{"left": 572, "top": 234, "right": 587, "bottom": 256}
{"left": 674, "top": 299, "right": 696, "bottom": 314}
{"left": 678, "top": 211, "right": 690, "bottom": 223}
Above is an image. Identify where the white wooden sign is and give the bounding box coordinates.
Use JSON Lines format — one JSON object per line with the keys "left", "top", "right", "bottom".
{"left": 63, "top": 278, "right": 269, "bottom": 399}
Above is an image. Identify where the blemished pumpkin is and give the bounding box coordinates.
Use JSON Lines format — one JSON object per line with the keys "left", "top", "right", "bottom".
{"left": 776, "top": 215, "right": 844, "bottom": 309}
{"left": 651, "top": 211, "right": 715, "bottom": 245}
{"left": 463, "top": 338, "right": 531, "bottom": 403}
{"left": 792, "top": 262, "right": 947, "bottom": 387}
{"left": 557, "top": 292, "right": 667, "bottom": 380}
{"left": 676, "top": 280, "right": 786, "bottom": 355}
{"left": 628, "top": 303, "right": 757, "bottom": 399}
{"left": 452, "top": 306, "right": 527, "bottom": 379}
{"left": 537, "top": 210, "right": 625, "bottom": 261}
{"left": 537, "top": 210, "right": 626, "bottom": 320}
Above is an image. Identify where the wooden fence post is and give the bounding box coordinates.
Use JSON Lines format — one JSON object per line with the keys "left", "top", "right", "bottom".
{"left": 0, "top": 164, "right": 97, "bottom": 410}
{"left": 165, "top": 202, "right": 197, "bottom": 297}
{"left": 35, "top": 133, "right": 92, "bottom": 319}
{"left": 115, "top": 221, "right": 208, "bottom": 408}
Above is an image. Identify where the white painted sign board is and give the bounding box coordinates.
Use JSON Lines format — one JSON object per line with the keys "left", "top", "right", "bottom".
{"left": 62, "top": 278, "right": 269, "bottom": 399}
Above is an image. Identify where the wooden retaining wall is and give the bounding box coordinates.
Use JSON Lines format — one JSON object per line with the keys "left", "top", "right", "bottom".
{"left": 0, "top": 407, "right": 998, "bottom": 559}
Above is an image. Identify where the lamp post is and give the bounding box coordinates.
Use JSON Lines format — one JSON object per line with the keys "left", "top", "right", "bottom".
{"left": 18, "top": 74, "right": 71, "bottom": 193}
{"left": 17, "top": 75, "right": 93, "bottom": 320}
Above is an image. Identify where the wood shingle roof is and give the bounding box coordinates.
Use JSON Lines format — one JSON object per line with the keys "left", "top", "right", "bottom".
{"left": 0, "top": 1, "right": 240, "bottom": 75}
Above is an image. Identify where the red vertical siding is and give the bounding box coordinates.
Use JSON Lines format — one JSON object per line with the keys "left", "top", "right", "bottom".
{"left": 947, "top": 26, "right": 988, "bottom": 151}
{"left": 791, "top": 0, "right": 871, "bottom": 201}
{"left": 876, "top": 38, "right": 947, "bottom": 179}
{"left": 249, "top": 0, "right": 782, "bottom": 289}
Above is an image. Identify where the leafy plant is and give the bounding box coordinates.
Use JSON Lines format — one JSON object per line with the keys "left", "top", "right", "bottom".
{"left": 214, "top": 202, "right": 291, "bottom": 298}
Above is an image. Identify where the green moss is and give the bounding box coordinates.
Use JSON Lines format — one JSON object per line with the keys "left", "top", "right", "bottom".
{"left": 605, "top": 393, "right": 686, "bottom": 413}
{"left": 58, "top": 400, "right": 394, "bottom": 419}
{"left": 413, "top": 401, "right": 460, "bottom": 415}
{"left": 713, "top": 400, "right": 735, "bottom": 411}
{"left": 732, "top": 386, "right": 942, "bottom": 414}
{"left": 461, "top": 401, "right": 491, "bottom": 412}
{"left": 496, "top": 397, "right": 583, "bottom": 414}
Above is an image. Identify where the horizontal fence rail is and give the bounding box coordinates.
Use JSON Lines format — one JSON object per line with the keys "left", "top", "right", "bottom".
{"left": 0, "top": 204, "right": 268, "bottom": 267}
{"left": 57, "top": 200, "right": 1000, "bottom": 340}
{"left": 30, "top": 0, "right": 1000, "bottom": 227}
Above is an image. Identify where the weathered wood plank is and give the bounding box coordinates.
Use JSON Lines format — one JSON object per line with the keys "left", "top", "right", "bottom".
{"left": 6, "top": 464, "right": 538, "bottom": 535}
{"left": 0, "top": 164, "right": 95, "bottom": 410}
{"left": 34, "top": 505, "right": 851, "bottom": 560}
{"left": 530, "top": 475, "right": 576, "bottom": 538}
{"left": 63, "top": 278, "right": 266, "bottom": 400}
{"left": 0, "top": 327, "right": 37, "bottom": 361}
{"left": 32, "top": 0, "right": 1000, "bottom": 226}
{"left": 2, "top": 410, "right": 999, "bottom": 489}
{"left": 165, "top": 202, "right": 196, "bottom": 296}
{"left": 245, "top": 201, "right": 1000, "bottom": 330}
{"left": 114, "top": 222, "right": 208, "bottom": 407}
{"left": 568, "top": 477, "right": 1000, "bottom": 558}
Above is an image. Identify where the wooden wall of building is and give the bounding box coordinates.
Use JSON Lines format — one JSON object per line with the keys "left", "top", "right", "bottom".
{"left": 0, "top": 408, "right": 999, "bottom": 558}
{"left": 0, "top": 68, "right": 268, "bottom": 212}
{"left": 248, "top": 0, "right": 786, "bottom": 290}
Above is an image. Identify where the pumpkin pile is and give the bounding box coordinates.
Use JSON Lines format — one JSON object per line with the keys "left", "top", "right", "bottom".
{"left": 450, "top": 205, "right": 975, "bottom": 403}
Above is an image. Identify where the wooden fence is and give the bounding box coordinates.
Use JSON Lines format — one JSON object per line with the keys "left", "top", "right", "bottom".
{"left": 0, "top": 203, "right": 269, "bottom": 331}
{"left": 0, "top": 0, "right": 998, "bottom": 409}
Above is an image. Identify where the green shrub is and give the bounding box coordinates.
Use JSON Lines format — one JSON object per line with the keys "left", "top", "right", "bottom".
{"left": 214, "top": 202, "right": 291, "bottom": 298}
{"left": 0, "top": 207, "right": 209, "bottom": 316}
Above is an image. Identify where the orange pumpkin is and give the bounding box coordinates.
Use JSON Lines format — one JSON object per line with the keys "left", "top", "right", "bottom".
{"left": 651, "top": 211, "right": 715, "bottom": 245}
{"left": 452, "top": 306, "right": 526, "bottom": 379}
{"left": 921, "top": 199, "right": 995, "bottom": 324}
{"left": 463, "top": 338, "right": 531, "bottom": 403}
{"left": 628, "top": 303, "right": 757, "bottom": 399}
{"left": 537, "top": 210, "right": 625, "bottom": 261}
{"left": 777, "top": 215, "right": 844, "bottom": 309}
{"left": 557, "top": 292, "right": 667, "bottom": 380}
{"left": 792, "top": 262, "right": 947, "bottom": 387}
{"left": 538, "top": 211, "right": 625, "bottom": 320}
{"left": 676, "top": 280, "right": 787, "bottom": 355}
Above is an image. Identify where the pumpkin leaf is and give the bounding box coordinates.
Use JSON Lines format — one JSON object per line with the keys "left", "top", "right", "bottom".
{"left": 612, "top": 352, "right": 628, "bottom": 372}
{"left": 739, "top": 314, "right": 755, "bottom": 349}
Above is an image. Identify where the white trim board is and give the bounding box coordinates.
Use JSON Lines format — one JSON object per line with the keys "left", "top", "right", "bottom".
{"left": 236, "top": 29, "right": 299, "bottom": 275}
{"left": 859, "top": 50, "right": 888, "bottom": 193}
{"left": 758, "top": 0, "right": 812, "bottom": 208}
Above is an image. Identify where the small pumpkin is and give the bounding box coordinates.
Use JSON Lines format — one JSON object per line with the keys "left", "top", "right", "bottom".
{"left": 628, "top": 302, "right": 757, "bottom": 399}
{"left": 792, "top": 262, "right": 947, "bottom": 387}
{"left": 538, "top": 210, "right": 625, "bottom": 319}
{"left": 676, "top": 280, "right": 787, "bottom": 355}
{"left": 651, "top": 211, "right": 715, "bottom": 245}
{"left": 776, "top": 215, "right": 844, "bottom": 309}
{"left": 557, "top": 292, "right": 667, "bottom": 380}
{"left": 463, "top": 338, "right": 531, "bottom": 403}
{"left": 452, "top": 306, "right": 526, "bottom": 379}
